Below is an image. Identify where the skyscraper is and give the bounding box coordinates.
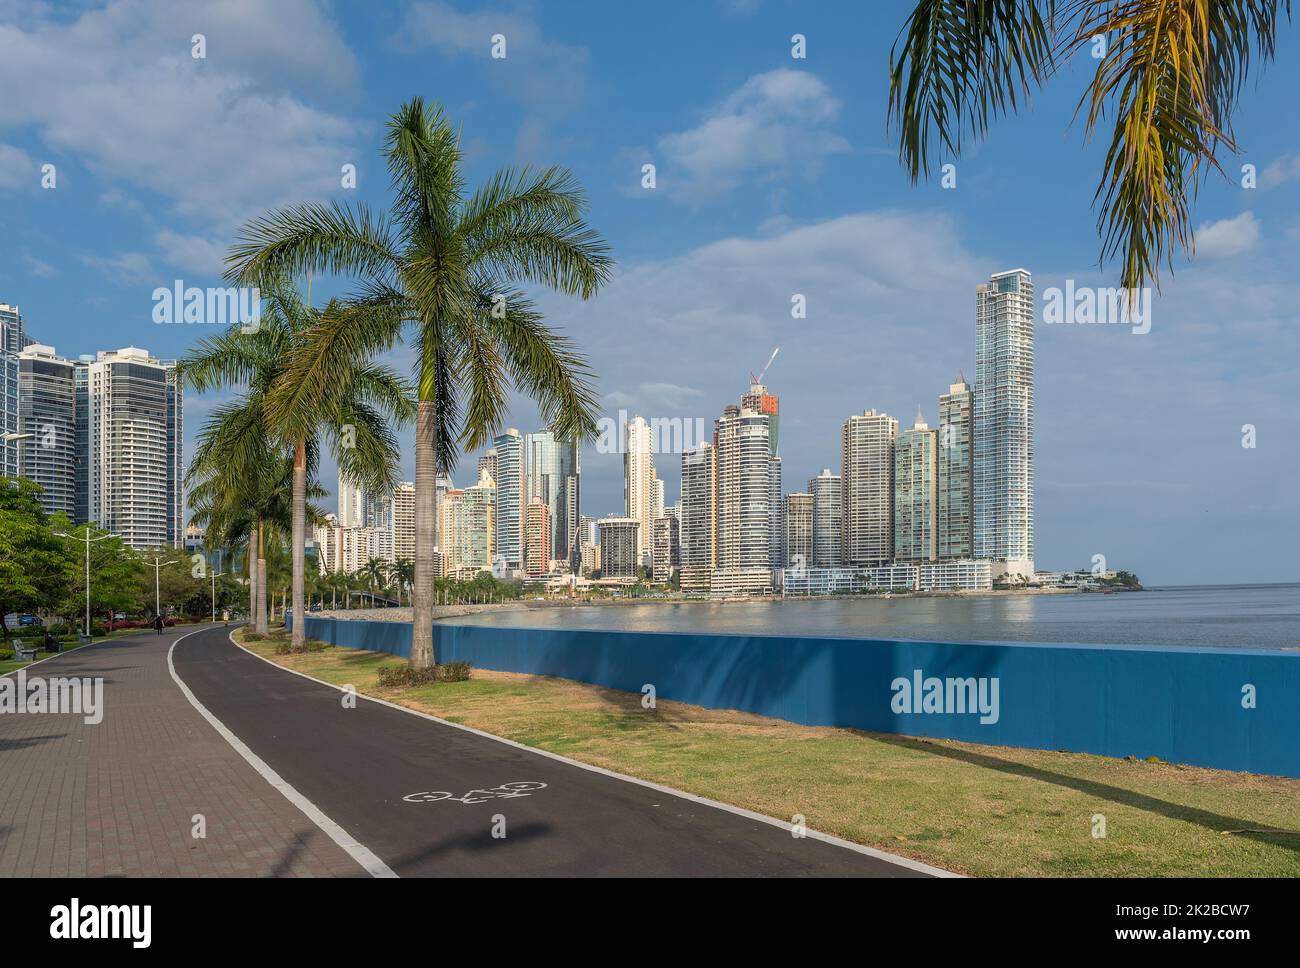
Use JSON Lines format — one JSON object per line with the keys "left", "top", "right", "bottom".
{"left": 713, "top": 403, "right": 772, "bottom": 592}
{"left": 524, "top": 431, "right": 578, "bottom": 570}
{"left": 840, "top": 410, "right": 897, "bottom": 567}
{"left": 938, "top": 376, "right": 974, "bottom": 559}
{"left": 975, "top": 269, "right": 1035, "bottom": 578}
{"left": 82, "top": 347, "right": 183, "bottom": 549}
{"left": 524, "top": 497, "right": 551, "bottom": 576}
{"left": 597, "top": 516, "right": 640, "bottom": 579}
{"left": 0, "top": 303, "right": 26, "bottom": 478}
{"left": 808, "top": 469, "right": 841, "bottom": 568}
{"left": 458, "top": 469, "right": 495, "bottom": 574}
{"left": 652, "top": 515, "right": 680, "bottom": 582}
{"left": 338, "top": 473, "right": 367, "bottom": 528}
{"left": 679, "top": 442, "right": 716, "bottom": 591}
{"left": 894, "top": 410, "right": 938, "bottom": 562}
{"left": 477, "top": 447, "right": 497, "bottom": 485}
{"left": 16, "top": 344, "right": 77, "bottom": 517}
{"left": 624, "top": 415, "right": 658, "bottom": 565}
{"left": 391, "top": 481, "right": 416, "bottom": 562}
{"left": 784, "top": 491, "right": 813, "bottom": 569}
{"left": 768, "top": 454, "right": 783, "bottom": 570}
{"left": 492, "top": 428, "right": 523, "bottom": 571}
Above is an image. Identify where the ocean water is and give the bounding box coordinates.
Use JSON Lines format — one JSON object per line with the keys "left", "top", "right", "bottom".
{"left": 451, "top": 584, "right": 1300, "bottom": 651}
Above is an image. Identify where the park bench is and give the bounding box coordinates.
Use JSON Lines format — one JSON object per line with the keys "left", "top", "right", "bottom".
{"left": 15, "top": 644, "right": 38, "bottom": 662}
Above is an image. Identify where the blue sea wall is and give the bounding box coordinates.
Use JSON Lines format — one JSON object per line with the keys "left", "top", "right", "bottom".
{"left": 292, "top": 614, "right": 1300, "bottom": 778}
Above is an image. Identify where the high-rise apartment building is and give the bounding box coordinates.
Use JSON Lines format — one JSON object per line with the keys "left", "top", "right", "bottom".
{"left": 713, "top": 404, "right": 772, "bottom": 593}
{"left": 840, "top": 410, "right": 897, "bottom": 567}
{"left": 0, "top": 303, "right": 26, "bottom": 478}
{"left": 784, "top": 491, "right": 813, "bottom": 569}
{"left": 894, "top": 410, "right": 938, "bottom": 562}
{"left": 652, "top": 515, "right": 680, "bottom": 582}
{"left": 338, "top": 473, "right": 367, "bottom": 528}
{"left": 391, "top": 481, "right": 416, "bottom": 562}
{"left": 597, "top": 516, "right": 640, "bottom": 579}
{"left": 938, "top": 376, "right": 974, "bottom": 559}
{"left": 492, "top": 429, "right": 524, "bottom": 571}
{"left": 974, "top": 269, "right": 1035, "bottom": 578}
{"left": 768, "top": 454, "right": 783, "bottom": 571}
{"left": 679, "top": 442, "right": 716, "bottom": 591}
{"left": 457, "top": 469, "right": 495, "bottom": 575}
{"left": 477, "top": 447, "right": 497, "bottom": 485}
{"left": 808, "top": 469, "right": 841, "bottom": 568}
{"left": 83, "top": 347, "right": 183, "bottom": 549}
{"left": 15, "top": 344, "right": 77, "bottom": 517}
{"left": 524, "top": 496, "right": 551, "bottom": 576}
{"left": 624, "top": 415, "right": 658, "bottom": 566}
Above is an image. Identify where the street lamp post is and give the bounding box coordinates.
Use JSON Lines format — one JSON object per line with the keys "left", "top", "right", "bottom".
{"left": 55, "top": 526, "right": 117, "bottom": 639}
{"left": 143, "top": 555, "right": 180, "bottom": 619}
{"left": 1, "top": 431, "right": 34, "bottom": 478}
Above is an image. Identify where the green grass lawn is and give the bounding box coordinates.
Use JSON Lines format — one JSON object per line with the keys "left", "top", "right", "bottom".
{"left": 0, "top": 622, "right": 207, "bottom": 675}
{"left": 234, "top": 627, "right": 1300, "bottom": 878}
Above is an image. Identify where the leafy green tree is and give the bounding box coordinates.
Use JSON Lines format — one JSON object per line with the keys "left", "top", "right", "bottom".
{"left": 888, "top": 1, "right": 1291, "bottom": 291}
{"left": 0, "top": 479, "right": 76, "bottom": 641}
{"left": 226, "top": 97, "right": 611, "bottom": 667}
{"left": 52, "top": 522, "right": 143, "bottom": 633}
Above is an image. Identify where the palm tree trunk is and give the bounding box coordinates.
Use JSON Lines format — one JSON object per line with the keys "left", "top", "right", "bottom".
{"left": 256, "top": 519, "right": 269, "bottom": 634}
{"left": 248, "top": 530, "right": 257, "bottom": 623}
{"left": 291, "top": 438, "right": 306, "bottom": 648}
{"left": 410, "top": 398, "right": 438, "bottom": 667}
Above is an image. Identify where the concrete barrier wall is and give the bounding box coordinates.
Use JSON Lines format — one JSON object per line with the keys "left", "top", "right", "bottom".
{"left": 294, "top": 615, "right": 1300, "bottom": 778}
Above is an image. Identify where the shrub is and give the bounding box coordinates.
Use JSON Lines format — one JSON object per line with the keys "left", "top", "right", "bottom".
{"left": 273, "top": 639, "right": 331, "bottom": 655}
{"left": 243, "top": 631, "right": 266, "bottom": 642}
{"left": 0, "top": 649, "right": 14, "bottom": 661}
{"left": 376, "top": 661, "right": 472, "bottom": 688}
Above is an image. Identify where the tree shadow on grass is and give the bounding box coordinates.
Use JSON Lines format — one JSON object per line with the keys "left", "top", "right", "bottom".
{"left": 870, "top": 731, "right": 1300, "bottom": 856}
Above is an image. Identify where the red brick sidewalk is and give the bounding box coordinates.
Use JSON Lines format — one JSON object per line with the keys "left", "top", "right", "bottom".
{"left": 0, "top": 629, "right": 363, "bottom": 877}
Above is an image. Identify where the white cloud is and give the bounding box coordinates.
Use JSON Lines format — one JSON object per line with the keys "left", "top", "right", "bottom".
{"left": 399, "top": 1, "right": 589, "bottom": 156}
{"left": 0, "top": 141, "right": 34, "bottom": 188}
{"left": 0, "top": 1, "right": 363, "bottom": 229}
{"left": 653, "top": 69, "right": 849, "bottom": 201}
{"left": 154, "top": 230, "right": 226, "bottom": 276}
{"left": 1195, "top": 211, "right": 1261, "bottom": 260}
{"left": 79, "top": 251, "right": 156, "bottom": 285}
{"left": 22, "top": 254, "right": 55, "bottom": 278}
{"left": 1261, "top": 153, "right": 1300, "bottom": 188}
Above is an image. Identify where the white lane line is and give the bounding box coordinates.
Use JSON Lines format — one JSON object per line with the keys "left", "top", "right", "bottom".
{"left": 168, "top": 629, "right": 397, "bottom": 879}
{"left": 231, "top": 630, "right": 959, "bottom": 878}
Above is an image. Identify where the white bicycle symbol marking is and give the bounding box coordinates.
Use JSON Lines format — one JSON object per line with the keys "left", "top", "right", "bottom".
{"left": 403, "top": 781, "right": 548, "bottom": 804}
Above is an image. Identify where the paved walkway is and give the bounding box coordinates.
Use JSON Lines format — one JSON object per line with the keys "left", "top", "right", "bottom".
{"left": 172, "top": 626, "right": 942, "bottom": 877}
{"left": 0, "top": 629, "right": 362, "bottom": 877}
{"left": 2, "top": 625, "right": 945, "bottom": 877}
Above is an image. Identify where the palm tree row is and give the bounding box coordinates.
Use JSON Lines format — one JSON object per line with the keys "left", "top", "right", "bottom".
{"left": 185, "top": 98, "right": 612, "bottom": 665}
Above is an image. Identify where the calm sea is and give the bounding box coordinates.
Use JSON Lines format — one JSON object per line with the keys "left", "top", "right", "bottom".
{"left": 452, "top": 584, "right": 1300, "bottom": 651}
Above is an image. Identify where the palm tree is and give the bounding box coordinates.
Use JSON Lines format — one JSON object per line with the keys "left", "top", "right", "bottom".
{"left": 360, "top": 556, "right": 390, "bottom": 605}
{"left": 392, "top": 557, "right": 415, "bottom": 605}
{"left": 179, "top": 278, "right": 412, "bottom": 647}
{"left": 887, "top": 1, "right": 1290, "bottom": 291}
{"left": 225, "top": 97, "right": 611, "bottom": 667}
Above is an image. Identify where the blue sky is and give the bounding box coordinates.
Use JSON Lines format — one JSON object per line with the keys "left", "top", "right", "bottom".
{"left": 1, "top": 0, "right": 1298, "bottom": 584}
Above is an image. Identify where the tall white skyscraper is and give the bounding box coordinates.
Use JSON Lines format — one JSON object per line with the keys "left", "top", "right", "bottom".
{"left": 16, "top": 344, "right": 77, "bottom": 517}
{"left": 808, "top": 469, "right": 841, "bottom": 567}
{"left": 338, "top": 473, "right": 367, "bottom": 528}
{"left": 894, "top": 410, "right": 938, "bottom": 563}
{"left": 713, "top": 404, "right": 772, "bottom": 592}
{"left": 938, "top": 376, "right": 974, "bottom": 559}
{"left": 974, "top": 268, "right": 1035, "bottom": 578}
{"left": 624, "top": 415, "right": 658, "bottom": 565}
{"left": 83, "top": 347, "right": 183, "bottom": 549}
{"left": 840, "top": 410, "right": 897, "bottom": 567}
{"left": 391, "top": 481, "right": 416, "bottom": 562}
{"left": 784, "top": 491, "right": 813, "bottom": 569}
{"left": 492, "top": 428, "right": 524, "bottom": 570}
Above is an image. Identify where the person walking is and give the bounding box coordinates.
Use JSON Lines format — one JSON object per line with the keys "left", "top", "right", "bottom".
{"left": 153, "top": 614, "right": 164, "bottom": 635}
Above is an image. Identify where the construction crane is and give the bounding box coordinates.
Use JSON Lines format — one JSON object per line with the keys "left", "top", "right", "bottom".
{"left": 750, "top": 347, "right": 780, "bottom": 386}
